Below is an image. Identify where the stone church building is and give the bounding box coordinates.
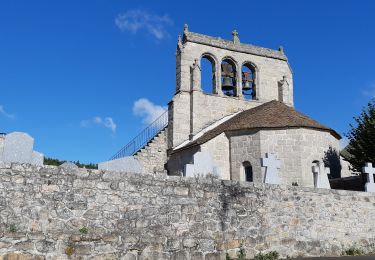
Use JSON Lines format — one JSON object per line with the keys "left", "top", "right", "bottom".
{"left": 165, "top": 25, "right": 341, "bottom": 188}
{"left": 103, "top": 26, "right": 342, "bottom": 189}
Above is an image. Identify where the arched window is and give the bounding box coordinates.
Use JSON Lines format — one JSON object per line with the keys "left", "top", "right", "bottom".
{"left": 242, "top": 63, "right": 256, "bottom": 100}
{"left": 312, "top": 160, "right": 319, "bottom": 188}
{"left": 201, "top": 55, "right": 216, "bottom": 94}
{"left": 221, "top": 59, "right": 236, "bottom": 97}
{"left": 243, "top": 161, "right": 253, "bottom": 182}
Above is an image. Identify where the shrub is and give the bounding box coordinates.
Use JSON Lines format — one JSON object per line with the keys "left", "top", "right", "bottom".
{"left": 79, "top": 227, "right": 88, "bottom": 235}
{"left": 344, "top": 246, "right": 364, "bottom": 256}
{"left": 237, "top": 247, "right": 246, "bottom": 260}
{"left": 254, "top": 251, "right": 279, "bottom": 260}
{"left": 65, "top": 246, "right": 74, "bottom": 256}
{"left": 8, "top": 224, "right": 17, "bottom": 233}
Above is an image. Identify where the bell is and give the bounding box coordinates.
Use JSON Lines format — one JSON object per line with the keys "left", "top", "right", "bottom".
{"left": 221, "top": 63, "right": 234, "bottom": 77}
{"left": 222, "top": 76, "right": 234, "bottom": 91}
{"left": 242, "top": 81, "right": 252, "bottom": 91}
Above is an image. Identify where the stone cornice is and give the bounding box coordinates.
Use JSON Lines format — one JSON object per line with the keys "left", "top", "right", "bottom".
{"left": 183, "top": 31, "right": 288, "bottom": 61}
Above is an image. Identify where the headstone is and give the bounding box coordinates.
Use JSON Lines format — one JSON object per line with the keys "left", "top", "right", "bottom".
{"left": 60, "top": 162, "right": 79, "bottom": 170}
{"left": 0, "top": 135, "right": 5, "bottom": 161}
{"left": 2, "top": 132, "right": 34, "bottom": 164}
{"left": 31, "top": 151, "right": 44, "bottom": 166}
{"left": 261, "top": 153, "right": 281, "bottom": 184}
{"left": 312, "top": 161, "right": 331, "bottom": 189}
{"left": 98, "top": 156, "right": 143, "bottom": 173}
{"left": 363, "top": 162, "right": 375, "bottom": 192}
{"left": 184, "top": 151, "right": 218, "bottom": 178}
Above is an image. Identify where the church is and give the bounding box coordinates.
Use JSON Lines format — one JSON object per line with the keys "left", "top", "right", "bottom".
{"left": 165, "top": 25, "right": 342, "bottom": 188}
{"left": 103, "top": 25, "right": 343, "bottom": 189}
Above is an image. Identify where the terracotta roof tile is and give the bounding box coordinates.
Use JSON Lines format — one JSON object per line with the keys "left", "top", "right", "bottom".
{"left": 174, "top": 100, "right": 341, "bottom": 153}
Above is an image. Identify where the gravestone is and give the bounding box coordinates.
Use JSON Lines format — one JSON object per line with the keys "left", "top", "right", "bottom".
{"left": 98, "top": 156, "right": 143, "bottom": 173}
{"left": 261, "top": 153, "right": 281, "bottom": 184}
{"left": 363, "top": 162, "right": 375, "bottom": 192}
{"left": 2, "top": 132, "right": 34, "bottom": 164}
{"left": 184, "top": 151, "right": 218, "bottom": 178}
{"left": 312, "top": 161, "right": 331, "bottom": 189}
{"left": 31, "top": 151, "right": 44, "bottom": 166}
{"left": 60, "top": 162, "right": 79, "bottom": 170}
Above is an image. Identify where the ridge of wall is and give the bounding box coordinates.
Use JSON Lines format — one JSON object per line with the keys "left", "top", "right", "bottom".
{"left": 0, "top": 163, "right": 374, "bottom": 259}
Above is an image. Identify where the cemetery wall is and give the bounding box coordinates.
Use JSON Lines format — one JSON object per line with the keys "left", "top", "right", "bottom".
{"left": 1, "top": 163, "right": 375, "bottom": 259}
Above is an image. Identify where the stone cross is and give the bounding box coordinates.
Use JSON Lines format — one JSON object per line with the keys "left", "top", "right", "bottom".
{"left": 363, "top": 162, "right": 375, "bottom": 192}
{"left": 232, "top": 30, "right": 240, "bottom": 44}
{"left": 261, "top": 153, "right": 281, "bottom": 185}
{"left": 312, "top": 161, "right": 331, "bottom": 189}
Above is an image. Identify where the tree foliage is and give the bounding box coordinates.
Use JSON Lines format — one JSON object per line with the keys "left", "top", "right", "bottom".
{"left": 345, "top": 99, "right": 375, "bottom": 172}
{"left": 44, "top": 157, "right": 98, "bottom": 169}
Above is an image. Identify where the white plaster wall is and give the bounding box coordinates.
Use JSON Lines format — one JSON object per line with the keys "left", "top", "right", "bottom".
{"left": 340, "top": 156, "right": 358, "bottom": 177}
{"left": 201, "top": 133, "right": 230, "bottom": 180}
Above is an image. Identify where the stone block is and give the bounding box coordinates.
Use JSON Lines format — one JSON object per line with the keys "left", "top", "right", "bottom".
{"left": 31, "top": 151, "right": 44, "bottom": 166}
{"left": 60, "top": 161, "right": 79, "bottom": 169}
{"left": 2, "top": 132, "right": 33, "bottom": 164}
{"left": 184, "top": 151, "right": 218, "bottom": 178}
{"left": 98, "top": 156, "right": 143, "bottom": 173}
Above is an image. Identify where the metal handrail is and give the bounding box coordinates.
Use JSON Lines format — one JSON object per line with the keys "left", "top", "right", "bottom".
{"left": 110, "top": 110, "right": 168, "bottom": 160}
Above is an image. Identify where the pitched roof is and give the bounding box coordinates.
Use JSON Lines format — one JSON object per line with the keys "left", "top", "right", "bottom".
{"left": 183, "top": 31, "right": 288, "bottom": 61}
{"left": 173, "top": 100, "right": 341, "bottom": 153}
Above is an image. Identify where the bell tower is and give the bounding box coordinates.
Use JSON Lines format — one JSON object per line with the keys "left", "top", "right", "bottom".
{"left": 168, "top": 25, "right": 293, "bottom": 149}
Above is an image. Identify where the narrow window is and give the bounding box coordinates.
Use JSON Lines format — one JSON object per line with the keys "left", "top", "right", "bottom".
{"left": 242, "top": 64, "right": 256, "bottom": 100}
{"left": 221, "top": 59, "right": 236, "bottom": 97}
{"left": 312, "top": 160, "right": 319, "bottom": 188}
{"left": 243, "top": 161, "right": 253, "bottom": 182}
{"left": 201, "top": 55, "right": 216, "bottom": 94}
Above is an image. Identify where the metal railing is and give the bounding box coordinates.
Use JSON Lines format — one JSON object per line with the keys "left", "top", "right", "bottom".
{"left": 110, "top": 110, "right": 168, "bottom": 160}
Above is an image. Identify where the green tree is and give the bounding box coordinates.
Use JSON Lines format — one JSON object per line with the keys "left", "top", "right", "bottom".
{"left": 345, "top": 99, "right": 375, "bottom": 172}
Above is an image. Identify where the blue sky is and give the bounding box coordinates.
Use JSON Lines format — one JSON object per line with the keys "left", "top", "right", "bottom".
{"left": 0, "top": 0, "right": 374, "bottom": 163}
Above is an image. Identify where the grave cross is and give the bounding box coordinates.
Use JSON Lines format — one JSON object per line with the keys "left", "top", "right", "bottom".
{"left": 363, "top": 162, "right": 375, "bottom": 192}
{"left": 312, "top": 161, "right": 331, "bottom": 189}
{"left": 261, "top": 153, "right": 281, "bottom": 185}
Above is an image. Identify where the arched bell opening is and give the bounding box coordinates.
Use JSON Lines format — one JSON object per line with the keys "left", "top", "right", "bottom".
{"left": 221, "top": 59, "right": 236, "bottom": 97}
{"left": 242, "top": 63, "right": 256, "bottom": 100}
{"left": 201, "top": 55, "right": 216, "bottom": 94}
{"left": 242, "top": 161, "right": 253, "bottom": 182}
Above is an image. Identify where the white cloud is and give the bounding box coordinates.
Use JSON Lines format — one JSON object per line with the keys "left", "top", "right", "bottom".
{"left": 340, "top": 137, "right": 349, "bottom": 150}
{"left": 80, "top": 116, "right": 117, "bottom": 133}
{"left": 0, "top": 105, "right": 15, "bottom": 120}
{"left": 115, "top": 10, "right": 173, "bottom": 40}
{"left": 133, "top": 98, "right": 167, "bottom": 125}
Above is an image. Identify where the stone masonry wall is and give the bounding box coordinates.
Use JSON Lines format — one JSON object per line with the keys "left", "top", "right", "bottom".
{"left": 134, "top": 128, "right": 168, "bottom": 174}
{"left": 1, "top": 163, "right": 375, "bottom": 259}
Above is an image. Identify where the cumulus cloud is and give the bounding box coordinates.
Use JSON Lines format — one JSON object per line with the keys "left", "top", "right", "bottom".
{"left": 115, "top": 10, "right": 173, "bottom": 40}
{"left": 0, "top": 105, "right": 15, "bottom": 120}
{"left": 80, "top": 116, "right": 117, "bottom": 133}
{"left": 133, "top": 98, "right": 167, "bottom": 124}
